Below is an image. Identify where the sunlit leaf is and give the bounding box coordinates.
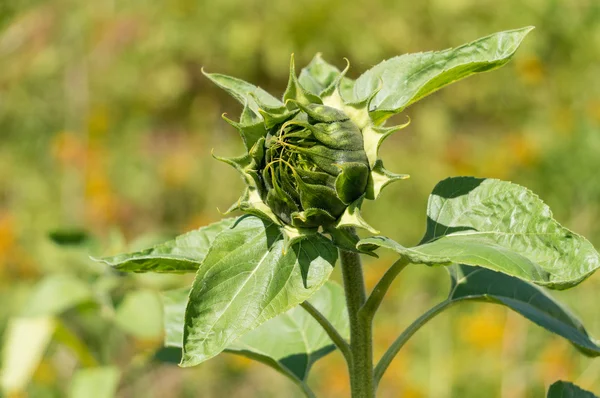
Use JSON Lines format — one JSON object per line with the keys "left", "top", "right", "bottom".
{"left": 181, "top": 215, "right": 337, "bottom": 367}
{"left": 93, "top": 218, "right": 237, "bottom": 273}
{"left": 359, "top": 177, "right": 600, "bottom": 289}
{"left": 163, "top": 281, "right": 348, "bottom": 384}
{"left": 348, "top": 27, "right": 533, "bottom": 122}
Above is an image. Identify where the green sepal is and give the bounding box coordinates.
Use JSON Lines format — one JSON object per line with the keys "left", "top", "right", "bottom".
{"left": 237, "top": 189, "right": 280, "bottom": 226}
{"left": 339, "top": 78, "right": 384, "bottom": 129}
{"left": 249, "top": 92, "right": 300, "bottom": 130}
{"left": 325, "top": 226, "right": 378, "bottom": 257}
{"left": 291, "top": 101, "right": 349, "bottom": 123}
{"left": 361, "top": 118, "right": 411, "bottom": 167}
{"left": 239, "top": 101, "right": 262, "bottom": 125}
{"left": 221, "top": 195, "right": 242, "bottom": 215}
{"left": 221, "top": 113, "right": 267, "bottom": 151}
{"left": 283, "top": 54, "right": 323, "bottom": 108}
{"left": 266, "top": 185, "right": 299, "bottom": 225}
{"left": 281, "top": 225, "right": 318, "bottom": 254}
{"left": 334, "top": 162, "right": 369, "bottom": 205}
{"left": 291, "top": 208, "right": 336, "bottom": 229}
{"left": 335, "top": 195, "right": 379, "bottom": 234}
{"left": 366, "top": 160, "right": 410, "bottom": 200}
{"left": 212, "top": 151, "right": 255, "bottom": 186}
{"left": 295, "top": 177, "right": 346, "bottom": 218}
{"left": 258, "top": 107, "right": 300, "bottom": 130}
{"left": 320, "top": 58, "right": 350, "bottom": 99}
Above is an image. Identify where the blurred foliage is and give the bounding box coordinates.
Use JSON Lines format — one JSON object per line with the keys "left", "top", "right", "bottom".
{"left": 1, "top": 0, "right": 600, "bottom": 397}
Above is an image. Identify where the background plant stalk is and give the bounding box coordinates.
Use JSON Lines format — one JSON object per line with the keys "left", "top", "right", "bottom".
{"left": 340, "top": 245, "right": 375, "bottom": 398}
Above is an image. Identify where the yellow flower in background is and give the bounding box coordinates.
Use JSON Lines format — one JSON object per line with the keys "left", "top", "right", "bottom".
{"left": 401, "top": 385, "right": 426, "bottom": 398}
{"left": 159, "top": 152, "right": 194, "bottom": 187}
{"left": 0, "top": 213, "right": 15, "bottom": 259}
{"left": 458, "top": 307, "right": 506, "bottom": 350}
{"left": 506, "top": 133, "right": 538, "bottom": 168}
{"left": 51, "top": 131, "right": 86, "bottom": 168}
{"left": 319, "top": 355, "right": 351, "bottom": 397}
{"left": 537, "top": 339, "right": 574, "bottom": 385}
{"left": 226, "top": 354, "right": 253, "bottom": 371}
{"left": 516, "top": 56, "right": 545, "bottom": 86}
{"left": 85, "top": 145, "right": 118, "bottom": 227}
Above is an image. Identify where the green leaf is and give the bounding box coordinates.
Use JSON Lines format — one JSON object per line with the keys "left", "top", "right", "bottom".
{"left": 69, "top": 367, "right": 120, "bottom": 398}
{"left": 93, "top": 218, "right": 237, "bottom": 273}
{"left": 348, "top": 27, "right": 533, "bottom": 122}
{"left": 449, "top": 264, "right": 600, "bottom": 357}
{"left": 547, "top": 381, "right": 598, "bottom": 398}
{"left": 23, "top": 274, "right": 93, "bottom": 317}
{"left": 298, "top": 54, "right": 342, "bottom": 96}
{"left": 359, "top": 177, "right": 600, "bottom": 289}
{"left": 163, "top": 281, "right": 348, "bottom": 384}
{"left": 1, "top": 317, "right": 55, "bottom": 395}
{"left": 48, "top": 229, "right": 92, "bottom": 246}
{"left": 114, "top": 290, "right": 163, "bottom": 339}
{"left": 181, "top": 215, "right": 337, "bottom": 367}
{"left": 202, "top": 70, "right": 284, "bottom": 123}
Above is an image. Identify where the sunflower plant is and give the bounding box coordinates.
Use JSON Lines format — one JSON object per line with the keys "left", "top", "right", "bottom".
{"left": 94, "top": 27, "right": 600, "bottom": 398}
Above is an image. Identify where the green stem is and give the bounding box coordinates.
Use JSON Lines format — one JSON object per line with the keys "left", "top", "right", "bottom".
{"left": 360, "top": 257, "right": 410, "bottom": 320}
{"left": 374, "top": 300, "right": 455, "bottom": 384}
{"left": 300, "top": 301, "right": 351, "bottom": 361}
{"left": 339, "top": 248, "right": 374, "bottom": 398}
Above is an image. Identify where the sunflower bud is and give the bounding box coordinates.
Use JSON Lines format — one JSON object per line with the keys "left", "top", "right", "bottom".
{"left": 261, "top": 102, "right": 369, "bottom": 228}
{"left": 205, "top": 54, "right": 409, "bottom": 245}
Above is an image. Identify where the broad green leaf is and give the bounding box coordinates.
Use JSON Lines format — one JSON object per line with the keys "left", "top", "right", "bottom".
{"left": 93, "top": 217, "right": 237, "bottom": 273}
{"left": 359, "top": 177, "right": 600, "bottom": 289}
{"left": 181, "top": 215, "right": 337, "bottom": 367}
{"left": 163, "top": 281, "right": 348, "bottom": 383}
{"left": 203, "top": 70, "right": 284, "bottom": 123}
{"left": 547, "top": 381, "right": 598, "bottom": 398}
{"left": 298, "top": 54, "right": 342, "bottom": 96}
{"left": 1, "top": 317, "right": 55, "bottom": 394}
{"left": 348, "top": 27, "right": 533, "bottom": 122}
{"left": 23, "top": 274, "right": 93, "bottom": 317}
{"left": 69, "top": 367, "right": 120, "bottom": 398}
{"left": 448, "top": 264, "right": 600, "bottom": 357}
{"left": 114, "top": 290, "right": 163, "bottom": 339}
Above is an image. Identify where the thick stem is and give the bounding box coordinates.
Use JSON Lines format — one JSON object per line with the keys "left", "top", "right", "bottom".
{"left": 374, "top": 300, "right": 455, "bottom": 384}
{"left": 339, "top": 248, "right": 375, "bottom": 398}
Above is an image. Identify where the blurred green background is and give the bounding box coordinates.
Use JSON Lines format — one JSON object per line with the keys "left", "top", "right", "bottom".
{"left": 1, "top": 0, "right": 600, "bottom": 397}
